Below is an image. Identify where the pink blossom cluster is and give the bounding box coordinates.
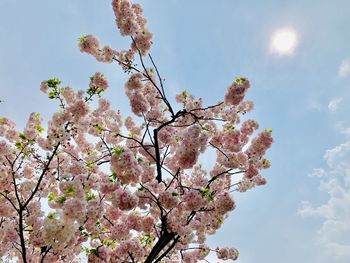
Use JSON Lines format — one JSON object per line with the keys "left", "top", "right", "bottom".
{"left": 247, "top": 129, "right": 274, "bottom": 160}
{"left": 0, "top": 117, "right": 18, "bottom": 142}
{"left": 110, "top": 148, "right": 142, "bottom": 184}
{"left": 157, "top": 126, "right": 176, "bottom": 145}
{"left": 112, "top": 0, "right": 152, "bottom": 55}
{"left": 112, "top": 188, "right": 138, "bottom": 210}
{"left": 0, "top": 224, "right": 18, "bottom": 257}
{"left": 216, "top": 247, "right": 239, "bottom": 260}
{"left": 60, "top": 86, "right": 77, "bottom": 105}
{"left": 181, "top": 247, "right": 209, "bottom": 263}
{"left": 233, "top": 129, "right": 273, "bottom": 191}
{"left": 224, "top": 77, "right": 250, "bottom": 106}
{"left": 215, "top": 192, "right": 236, "bottom": 214}
{"left": 142, "top": 81, "right": 166, "bottom": 120}
{"left": 159, "top": 188, "right": 179, "bottom": 209}
{"left": 89, "top": 72, "right": 109, "bottom": 93}
{"left": 170, "top": 125, "right": 209, "bottom": 169}
{"left": 40, "top": 80, "right": 49, "bottom": 93}
{"left": 237, "top": 175, "right": 267, "bottom": 192}
{"left": 240, "top": 119, "right": 259, "bottom": 142}
{"left": 0, "top": 0, "right": 274, "bottom": 262}
{"left": 79, "top": 35, "right": 100, "bottom": 57}
{"left": 175, "top": 91, "right": 204, "bottom": 112}
{"left": 42, "top": 214, "right": 76, "bottom": 251}
{"left": 124, "top": 73, "right": 166, "bottom": 119}
{"left": 79, "top": 0, "right": 153, "bottom": 67}
{"left": 79, "top": 34, "right": 118, "bottom": 63}
{"left": 125, "top": 73, "right": 149, "bottom": 116}
{"left": 0, "top": 71, "right": 273, "bottom": 262}
{"left": 113, "top": 238, "right": 144, "bottom": 261}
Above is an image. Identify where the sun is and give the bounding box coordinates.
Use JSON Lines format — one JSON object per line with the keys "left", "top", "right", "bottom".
{"left": 270, "top": 28, "right": 298, "bottom": 56}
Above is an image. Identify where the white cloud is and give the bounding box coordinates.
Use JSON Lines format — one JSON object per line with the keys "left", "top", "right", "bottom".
{"left": 298, "top": 134, "right": 350, "bottom": 262}
{"left": 338, "top": 59, "right": 350, "bottom": 78}
{"left": 322, "top": 242, "right": 350, "bottom": 259}
{"left": 324, "top": 141, "right": 350, "bottom": 168}
{"left": 308, "top": 168, "right": 326, "bottom": 178}
{"left": 308, "top": 97, "right": 343, "bottom": 113}
{"left": 298, "top": 201, "right": 319, "bottom": 217}
{"left": 328, "top": 98, "right": 342, "bottom": 112}
{"left": 335, "top": 122, "right": 350, "bottom": 138}
{"left": 308, "top": 97, "right": 323, "bottom": 111}
{"left": 340, "top": 127, "right": 350, "bottom": 138}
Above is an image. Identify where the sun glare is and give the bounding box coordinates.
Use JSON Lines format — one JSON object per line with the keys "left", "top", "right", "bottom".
{"left": 270, "top": 28, "right": 298, "bottom": 56}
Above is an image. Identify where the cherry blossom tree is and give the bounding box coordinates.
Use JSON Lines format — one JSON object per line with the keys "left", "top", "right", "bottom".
{"left": 0, "top": 0, "right": 273, "bottom": 262}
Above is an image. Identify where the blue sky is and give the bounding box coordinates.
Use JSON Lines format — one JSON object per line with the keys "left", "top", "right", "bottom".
{"left": 1, "top": 0, "right": 350, "bottom": 262}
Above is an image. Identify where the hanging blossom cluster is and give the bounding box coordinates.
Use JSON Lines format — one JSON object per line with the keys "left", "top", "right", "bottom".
{"left": 0, "top": 0, "right": 273, "bottom": 262}
{"left": 79, "top": 0, "right": 152, "bottom": 67}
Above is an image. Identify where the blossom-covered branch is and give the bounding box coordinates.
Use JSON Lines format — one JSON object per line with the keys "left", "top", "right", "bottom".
{"left": 0, "top": 0, "right": 273, "bottom": 262}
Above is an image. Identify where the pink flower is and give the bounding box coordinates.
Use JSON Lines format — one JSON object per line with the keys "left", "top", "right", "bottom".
{"left": 224, "top": 77, "right": 250, "bottom": 106}
{"left": 102, "top": 45, "right": 118, "bottom": 63}
{"left": 214, "top": 192, "right": 235, "bottom": 214}
{"left": 112, "top": 0, "right": 153, "bottom": 55}
{"left": 216, "top": 247, "right": 239, "bottom": 260}
{"left": 112, "top": 188, "right": 138, "bottom": 210}
{"left": 79, "top": 34, "right": 100, "bottom": 56}
{"left": 40, "top": 81, "right": 49, "bottom": 93}
{"left": 89, "top": 72, "right": 109, "bottom": 93}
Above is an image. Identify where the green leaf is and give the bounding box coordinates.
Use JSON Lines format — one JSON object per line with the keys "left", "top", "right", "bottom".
{"left": 19, "top": 133, "right": 26, "bottom": 140}
{"left": 79, "top": 36, "right": 86, "bottom": 43}
{"left": 140, "top": 233, "right": 153, "bottom": 247}
{"left": 263, "top": 159, "right": 270, "bottom": 164}
{"left": 225, "top": 124, "right": 235, "bottom": 130}
{"left": 113, "top": 147, "right": 125, "bottom": 156}
{"left": 110, "top": 172, "right": 117, "bottom": 182}
{"left": 90, "top": 234, "right": 99, "bottom": 240}
{"left": 56, "top": 196, "right": 66, "bottom": 204}
{"left": 90, "top": 248, "right": 98, "bottom": 255}
{"left": 102, "top": 239, "right": 116, "bottom": 248}
{"left": 200, "top": 188, "right": 209, "bottom": 195}
{"left": 200, "top": 188, "right": 214, "bottom": 201}
{"left": 79, "top": 226, "right": 88, "bottom": 236}
{"left": 48, "top": 193, "right": 56, "bottom": 201}
{"left": 48, "top": 91, "right": 56, "bottom": 99}
{"left": 47, "top": 78, "right": 61, "bottom": 88}
{"left": 15, "top": 142, "right": 22, "bottom": 148}
{"left": 86, "top": 160, "right": 95, "bottom": 168}
{"left": 87, "top": 192, "right": 96, "bottom": 201}
{"left": 36, "top": 124, "right": 44, "bottom": 133}
{"left": 95, "top": 125, "right": 104, "bottom": 132}
{"left": 83, "top": 247, "right": 90, "bottom": 256}
{"left": 217, "top": 217, "right": 224, "bottom": 225}
{"left": 66, "top": 187, "right": 76, "bottom": 195}
{"left": 235, "top": 77, "right": 247, "bottom": 84}
{"left": 264, "top": 128, "right": 273, "bottom": 133}
{"left": 47, "top": 211, "right": 57, "bottom": 220}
